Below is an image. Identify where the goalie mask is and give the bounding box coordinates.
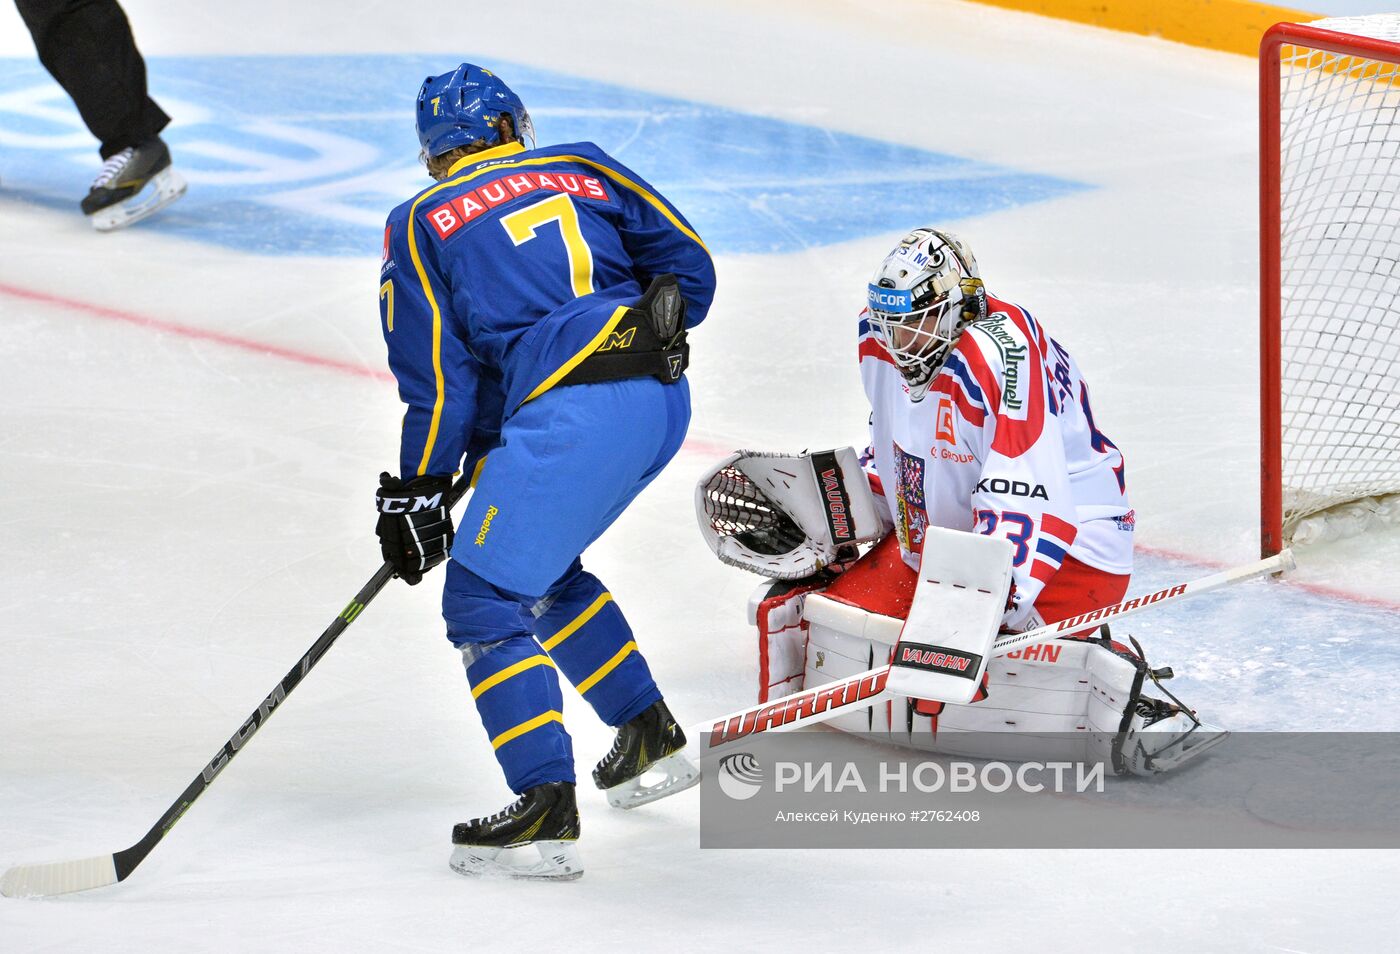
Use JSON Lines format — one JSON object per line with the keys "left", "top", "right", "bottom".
{"left": 866, "top": 228, "right": 987, "bottom": 401}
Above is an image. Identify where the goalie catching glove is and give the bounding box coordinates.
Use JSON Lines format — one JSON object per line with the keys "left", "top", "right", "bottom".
{"left": 695, "top": 447, "right": 886, "bottom": 580}
{"left": 376, "top": 473, "right": 454, "bottom": 584}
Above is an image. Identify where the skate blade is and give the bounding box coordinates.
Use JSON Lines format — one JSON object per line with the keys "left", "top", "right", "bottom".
{"left": 90, "top": 168, "right": 188, "bottom": 232}
{"left": 603, "top": 751, "right": 701, "bottom": 810}
{"left": 1138, "top": 720, "right": 1230, "bottom": 774}
{"left": 449, "top": 840, "right": 583, "bottom": 882}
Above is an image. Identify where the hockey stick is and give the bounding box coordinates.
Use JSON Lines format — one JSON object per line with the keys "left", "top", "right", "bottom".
{"left": 0, "top": 476, "right": 472, "bottom": 899}
{"left": 702, "top": 548, "right": 1297, "bottom": 749}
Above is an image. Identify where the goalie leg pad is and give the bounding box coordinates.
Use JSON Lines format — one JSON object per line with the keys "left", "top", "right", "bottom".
{"left": 753, "top": 580, "right": 817, "bottom": 703}
{"left": 797, "top": 594, "right": 1224, "bottom": 773}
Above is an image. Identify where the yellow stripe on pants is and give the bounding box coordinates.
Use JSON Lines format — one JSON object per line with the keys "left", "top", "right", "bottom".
{"left": 541, "top": 592, "right": 614, "bottom": 651}
{"left": 490, "top": 710, "right": 564, "bottom": 750}
{"left": 575, "top": 641, "right": 638, "bottom": 695}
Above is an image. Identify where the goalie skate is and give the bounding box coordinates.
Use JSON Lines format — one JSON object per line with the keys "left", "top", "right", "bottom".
{"left": 449, "top": 782, "right": 583, "bottom": 882}
{"left": 1116, "top": 696, "right": 1228, "bottom": 776}
{"left": 593, "top": 700, "right": 700, "bottom": 810}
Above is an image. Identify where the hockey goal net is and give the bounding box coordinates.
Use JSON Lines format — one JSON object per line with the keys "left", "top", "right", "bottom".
{"left": 1261, "top": 15, "right": 1400, "bottom": 556}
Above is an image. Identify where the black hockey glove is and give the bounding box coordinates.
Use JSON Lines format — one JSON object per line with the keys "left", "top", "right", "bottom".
{"left": 375, "top": 473, "right": 454, "bottom": 585}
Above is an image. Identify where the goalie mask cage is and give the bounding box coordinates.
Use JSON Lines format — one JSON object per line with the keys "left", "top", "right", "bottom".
{"left": 1261, "top": 15, "right": 1400, "bottom": 557}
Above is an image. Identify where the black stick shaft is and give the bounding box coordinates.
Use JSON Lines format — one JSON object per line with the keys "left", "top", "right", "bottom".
{"left": 111, "top": 477, "right": 470, "bottom": 882}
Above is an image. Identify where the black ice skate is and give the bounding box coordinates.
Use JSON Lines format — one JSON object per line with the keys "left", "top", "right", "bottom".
{"left": 449, "top": 782, "right": 582, "bottom": 881}
{"left": 82, "top": 137, "right": 187, "bottom": 232}
{"left": 592, "top": 699, "right": 700, "bottom": 810}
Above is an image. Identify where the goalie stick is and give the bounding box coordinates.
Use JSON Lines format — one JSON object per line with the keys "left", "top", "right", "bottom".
{"left": 702, "top": 549, "right": 1297, "bottom": 749}
{"left": 0, "top": 475, "right": 472, "bottom": 899}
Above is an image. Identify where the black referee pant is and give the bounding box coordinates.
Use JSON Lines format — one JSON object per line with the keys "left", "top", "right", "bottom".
{"left": 15, "top": 0, "right": 170, "bottom": 159}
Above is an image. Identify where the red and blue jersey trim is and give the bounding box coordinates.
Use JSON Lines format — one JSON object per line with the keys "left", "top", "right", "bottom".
{"left": 1029, "top": 512, "right": 1079, "bottom": 584}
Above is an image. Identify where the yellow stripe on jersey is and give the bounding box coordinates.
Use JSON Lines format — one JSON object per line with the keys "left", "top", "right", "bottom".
{"left": 469, "top": 455, "right": 488, "bottom": 488}
{"left": 519, "top": 304, "right": 629, "bottom": 407}
{"left": 540, "top": 591, "right": 614, "bottom": 651}
{"left": 402, "top": 147, "right": 708, "bottom": 472}
{"left": 491, "top": 710, "right": 564, "bottom": 750}
{"left": 575, "top": 641, "right": 638, "bottom": 695}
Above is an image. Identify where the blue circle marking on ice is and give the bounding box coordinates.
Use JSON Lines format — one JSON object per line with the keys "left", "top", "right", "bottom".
{"left": 0, "top": 55, "right": 1088, "bottom": 257}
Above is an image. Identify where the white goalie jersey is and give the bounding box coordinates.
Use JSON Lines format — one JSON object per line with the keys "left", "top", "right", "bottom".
{"left": 859, "top": 296, "right": 1134, "bottom": 630}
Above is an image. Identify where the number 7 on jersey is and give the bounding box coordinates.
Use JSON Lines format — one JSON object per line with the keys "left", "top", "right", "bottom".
{"left": 500, "top": 193, "right": 595, "bottom": 298}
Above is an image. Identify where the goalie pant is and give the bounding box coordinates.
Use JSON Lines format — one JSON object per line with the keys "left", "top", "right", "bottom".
{"left": 754, "top": 534, "right": 1156, "bottom": 771}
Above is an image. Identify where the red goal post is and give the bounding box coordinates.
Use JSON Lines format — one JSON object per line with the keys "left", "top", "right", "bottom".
{"left": 1260, "top": 16, "right": 1400, "bottom": 557}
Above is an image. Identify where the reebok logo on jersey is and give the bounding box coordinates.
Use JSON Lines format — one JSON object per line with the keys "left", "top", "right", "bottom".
{"left": 426, "top": 172, "right": 612, "bottom": 240}
{"left": 474, "top": 505, "right": 500, "bottom": 546}
{"left": 975, "top": 477, "right": 1049, "bottom": 500}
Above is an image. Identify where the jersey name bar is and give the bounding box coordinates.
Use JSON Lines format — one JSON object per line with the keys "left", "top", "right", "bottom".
{"left": 426, "top": 172, "right": 613, "bottom": 241}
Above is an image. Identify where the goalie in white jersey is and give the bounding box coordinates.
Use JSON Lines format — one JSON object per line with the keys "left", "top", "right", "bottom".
{"left": 860, "top": 227, "right": 1133, "bottom": 631}
{"left": 697, "top": 228, "right": 1223, "bottom": 776}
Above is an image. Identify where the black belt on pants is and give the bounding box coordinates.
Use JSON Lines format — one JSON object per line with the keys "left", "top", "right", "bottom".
{"left": 560, "top": 274, "right": 689, "bottom": 387}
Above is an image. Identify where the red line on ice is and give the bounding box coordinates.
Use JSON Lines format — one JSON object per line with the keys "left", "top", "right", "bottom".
{"left": 0, "top": 280, "right": 396, "bottom": 382}
{"left": 1136, "top": 542, "right": 1400, "bottom": 614}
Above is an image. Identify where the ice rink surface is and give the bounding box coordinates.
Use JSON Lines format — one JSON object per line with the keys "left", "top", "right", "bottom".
{"left": 3, "top": 0, "right": 1399, "bottom": 950}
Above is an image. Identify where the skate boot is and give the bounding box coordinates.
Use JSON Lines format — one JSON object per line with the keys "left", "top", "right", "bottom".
{"left": 449, "top": 782, "right": 583, "bottom": 881}
{"left": 82, "top": 137, "right": 187, "bottom": 232}
{"left": 592, "top": 699, "right": 700, "bottom": 810}
{"left": 1117, "top": 695, "right": 1228, "bottom": 776}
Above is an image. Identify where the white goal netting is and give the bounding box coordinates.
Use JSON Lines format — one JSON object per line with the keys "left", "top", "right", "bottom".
{"left": 1276, "top": 14, "right": 1400, "bottom": 544}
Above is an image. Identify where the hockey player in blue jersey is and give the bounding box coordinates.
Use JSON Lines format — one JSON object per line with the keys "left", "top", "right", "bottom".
{"left": 373, "top": 64, "right": 717, "bottom": 881}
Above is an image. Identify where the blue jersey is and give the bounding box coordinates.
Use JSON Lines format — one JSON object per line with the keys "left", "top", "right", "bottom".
{"left": 379, "top": 140, "right": 716, "bottom": 478}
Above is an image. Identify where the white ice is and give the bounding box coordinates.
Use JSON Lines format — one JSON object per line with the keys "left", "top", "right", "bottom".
{"left": 3, "top": 0, "right": 1399, "bottom": 951}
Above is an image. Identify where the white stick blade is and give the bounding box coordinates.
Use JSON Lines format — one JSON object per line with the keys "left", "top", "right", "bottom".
{"left": 0, "top": 855, "right": 118, "bottom": 898}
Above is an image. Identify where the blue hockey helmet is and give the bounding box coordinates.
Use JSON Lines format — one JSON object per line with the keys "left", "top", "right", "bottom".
{"left": 415, "top": 63, "right": 535, "bottom": 161}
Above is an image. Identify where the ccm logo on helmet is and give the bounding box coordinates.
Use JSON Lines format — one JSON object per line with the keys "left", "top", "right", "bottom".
{"left": 976, "top": 477, "right": 1049, "bottom": 500}
{"left": 867, "top": 286, "right": 913, "bottom": 313}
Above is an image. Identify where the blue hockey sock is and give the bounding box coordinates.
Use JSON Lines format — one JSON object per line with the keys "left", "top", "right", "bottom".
{"left": 445, "top": 560, "right": 575, "bottom": 792}
{"left": 462, "top": 636, "right": 575, "bottom": 792}
{"left": 532, "top": 563, "right": 661, "bottom": 728}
